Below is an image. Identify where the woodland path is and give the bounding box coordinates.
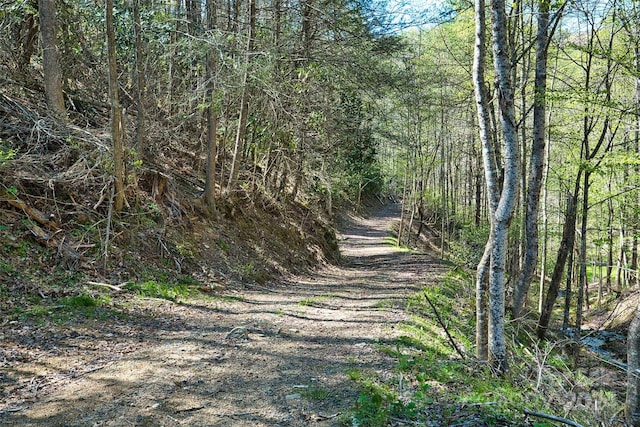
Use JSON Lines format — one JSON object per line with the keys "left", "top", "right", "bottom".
{"left": 1, "top": 204, "right": 448, "bottom": 426}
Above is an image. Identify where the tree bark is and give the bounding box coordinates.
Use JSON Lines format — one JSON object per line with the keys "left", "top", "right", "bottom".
{"left": 39, "top": 0, "right": 66, "bottom": 118}
{"left": 562, "top": 226, "right": 576, "bottom": 330}
{"left": 133, "top": 0, "right": 146, "bottom": 159}
{"left": 473, "top": 0, "right": 491, "bottom": 362}
{"left": 512, "top": 0, "right": 549, "bottom": 319}
{"left": 627, "top": 300, "right": 640, "bottom": 426}
{"left": 16, "top": 4, "right": 38, "bottom": 75}
{"left": 575, "top": 170, "right": 591, "bottom": 332}
{"left": 227, "top": 0, "right": 256, "bottom": 193}
{"left": 473, "top": 0, "right": 502, "bottom": 365}
{"left": 106, "top": 0, "right": 125, "bottom": 212}
{"left": 485, "top": 0, "right": 520, "bottom": 374}
{"left": 538, "top": 185, "right": 579, "bottom": 339}
{"left": 204, "top": 0, "right": 219, "bottom": 209}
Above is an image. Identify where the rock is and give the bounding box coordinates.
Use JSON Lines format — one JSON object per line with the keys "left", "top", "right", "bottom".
{"left": 226, "top": 326, "right": 249, "bottom": 339}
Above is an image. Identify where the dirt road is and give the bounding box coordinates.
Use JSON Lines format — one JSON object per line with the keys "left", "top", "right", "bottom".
{"left": 1, "top": 204, "right": 447, "bottom": 426}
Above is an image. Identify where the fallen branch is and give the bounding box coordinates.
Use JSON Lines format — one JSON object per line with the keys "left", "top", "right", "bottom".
{"left": 0, "top": 407, "right": 24, "bottom": 415}
{"left": 212, "top": 411, "right": 259, "bottom": 417}
{"left": 4, "top": 192, "right": 59, "bottom": 230}
{"left": 24, "top": 220, "right": 80, "bottom": 266}
{"left": 87, "top": 281, "right": 124, "bottom": 292}
{"left": 423, "top": 292, "right": 466, "bottom": 359}
{"left": 175, "top": 404, "right": 206, "bottom": 413}
{"left": 523, "top": 408, "right": 585, "bottom": 427}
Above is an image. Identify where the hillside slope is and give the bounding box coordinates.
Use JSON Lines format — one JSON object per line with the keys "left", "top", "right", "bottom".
{"left": 1, "top": 81, "right": 340, "bottom": 322}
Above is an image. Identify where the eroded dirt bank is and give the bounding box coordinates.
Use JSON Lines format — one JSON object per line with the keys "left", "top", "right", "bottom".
{"left": 1, "top": 204, "right": 448, "bottom": 426}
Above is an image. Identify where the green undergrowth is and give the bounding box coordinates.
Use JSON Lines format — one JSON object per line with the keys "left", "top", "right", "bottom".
{"left": 123, "top": 279, "right": 193, "bottom": 302}
{"left": 346, "top": 267, "right": 623, "bottom": 427}
{"left": 383, "top": 236, "right": 413, "bottom": 252}
{"left": 20, "top": 292, "right": 115, "bottom": 324}
{"left": 11, "top": 267, "right": 213, "bottom": 325}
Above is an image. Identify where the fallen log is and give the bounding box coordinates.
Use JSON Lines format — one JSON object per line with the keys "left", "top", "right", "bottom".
{"left": 4, "top": 191, "right": 59, "bottom": 230}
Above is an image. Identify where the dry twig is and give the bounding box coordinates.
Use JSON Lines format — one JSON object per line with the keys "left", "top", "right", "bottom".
{"left": 523, "top": 408, "right": 585, "bottom": 427}
{"left": 423, "top": 292, "right": 466, "bottom": 359}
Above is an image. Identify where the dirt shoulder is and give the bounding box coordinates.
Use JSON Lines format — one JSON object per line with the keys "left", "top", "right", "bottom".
{"left": 1, "top": 204, "right": 448, "bottom": 426}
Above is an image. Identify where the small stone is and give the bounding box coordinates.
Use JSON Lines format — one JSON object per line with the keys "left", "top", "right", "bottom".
{"left": 226, "top": 326, "right": 249, "bottom": 339}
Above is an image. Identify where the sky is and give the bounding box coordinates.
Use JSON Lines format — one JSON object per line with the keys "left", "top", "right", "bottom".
{"left": 382, "top": 0, "right": 455, "bottom": 33}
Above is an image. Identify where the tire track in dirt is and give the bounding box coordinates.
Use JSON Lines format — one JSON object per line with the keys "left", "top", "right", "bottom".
{"left": 2, "top": 203, "right": 448, "bottom": 426}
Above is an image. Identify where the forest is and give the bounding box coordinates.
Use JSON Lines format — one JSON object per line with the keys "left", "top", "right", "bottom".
{"left": 1, "top": 0, "right": 640, "bottom": 425}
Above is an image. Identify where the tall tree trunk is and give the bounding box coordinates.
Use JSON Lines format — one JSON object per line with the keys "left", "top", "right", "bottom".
{"left": 204, "top": 0, "right": 219, "bottom": 208}
{"left": 476, "top": 241, "right": 491, "bottom": 361}
{"left": 227, "top": 0, "right": 256, "bottom": 193}
{"left": 629, "top": 7, "right": 640, "bottom": 291}
{"left": 576, "top": 170, "right": 591, "bottom": 332}
{"left": 635, "top": 23, "right": 640, "bottom": 290}
{"left": 168, "top": 1, "right": 181, "bottom": 116}
{"left": 538, "top": 39, "right": 562, "bottom": 313}
{"left": 106, "top": 0, "right": 125, "bottom": 212}
{"left": 537, "top": 182, "right": 579, "bottom": 339}
{"left": 486, "top": 0, "right": 520, "bottom": 374}
{"left": 512, "top": 0, "right": 550, "bottom": 319}
{"left": 16, "top": 4, "right": 38, "bottom": 75}
{"left": 607, "top": 177, "right": 615, "bottom": 292}
{"left": 473, "top": 0, "right": 499, "bottom": 364}
{"left": 398, "top": 162, "right": 409, "bottom": 246}
{"left": 39, "top": 0, "right": 66, "bottom": 118}
{"left": 577, "top": 10, "right": 617, "bottom": 330}
{"left": 562, "top": 226, "right": 576, "bottom": 330}
{"left": 133, "top": 0, "right": 145, "bottom": 158}
{"left": 627, "top": 300, "right": 640, "bottom": 426}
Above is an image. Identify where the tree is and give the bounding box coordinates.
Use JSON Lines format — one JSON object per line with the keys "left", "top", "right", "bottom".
{"left": 627, "top": 301, "right": 640, "bottom": 425}
{"left": 39, "top": 0, "right": 66, "bottom": 118}
{"left": 472, "top": 0, "right": 496, "bottom": 363}
{"left": 132, "top": 0, "right": 146, "bottom": 158}
{"left": 539, "top": 0, "right": 622, "bottom": 340}
{"left": 227, "top": 0, "right": 256, "bottom": 194}
{"left": 512, "top": 0, "right": 566, "bottom": 319}
{"left": 471, "top": 0, "right": 520, "bottom": 374}
{"left": 106, "top": 0, "right": 125, "bottom": 212}
{"left": 203, "top": 0, "right": 219, "bottom": 209}
{"left": 621, "top": 1, "right": 640, "bottom": 422}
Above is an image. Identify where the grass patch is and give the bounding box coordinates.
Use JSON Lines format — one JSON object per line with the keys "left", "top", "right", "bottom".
{"left": 298, "top": 294, "right": 333, "bottom": 307}
{"left": 21, "top": 293, "right": 113, "bottom": 324}
{"left": 124, "top": 280, "right": 191, "bottom": 302}
{"left": 383, "top": 236, "right": 412, "bottom": 251}
{"left": 237, "top": 261, "right": 270, "bottom": 283}
{"left": 60, "top": 294, "right": 107, "bottom": 307}
{"left": 301, "top": 385, "right": 332, "bottom": 401}
{"left": 374, "top": 298, "right": 401, "bottom": 309}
